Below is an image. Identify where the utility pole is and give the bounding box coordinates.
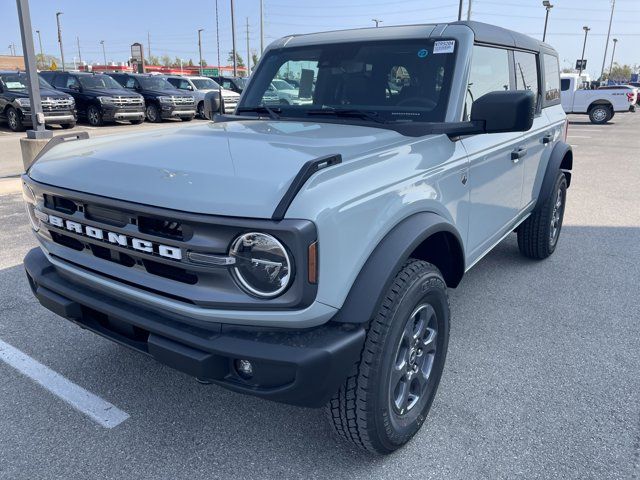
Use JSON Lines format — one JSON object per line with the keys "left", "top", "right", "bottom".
{"left": 599, "top": 0, "right": 616, "bottom": 81}
{"left": 198, "top": 28, "right": 204, "bottom": 75}
{"left": 16, "top": 0, "right": 51, "bottom": 139}
{"left": 100, "top": 40, "right": 106, "bottom": 67}
{"left": 76, "top": 36, "right": 82, "bottom": 66}
{"left": 466, "top": 0, "right": 472, "bottom": 20}
{"left": 230, "top": 0, "right": 237, "bottom": 76}
{"left": 579, "top": 26, "right": 590, "bottom": 76}
{"left": 457, "top": 0, "right": 463, "bottom": 21}
{"left": 260, "top": 0, "right": 264, "bottom": 54}
{"left": 8, "top": 43, "right": 17, "bottom": 56}
{"left": 147, "top": 31, "right": 151, "bottom": 59}
{"left": 608, "top": 38, "right": 618, "bottom": 81}
{"left": 56, "top": 11, "right": 65, "bottom": 71}
{"left": 215, "top": 0, "right": 221, "bottom": 73}
{"left": 245, "top": 18, "right": 250, "bottom": 74}
{"left": 542, "top": 1, "right": 553, "bottom": 42}
{"left": 35, "top": 30, "right": 43, "bottom": 68}
{"left": 372, "top": 19, "right": 382, "bottom": 27}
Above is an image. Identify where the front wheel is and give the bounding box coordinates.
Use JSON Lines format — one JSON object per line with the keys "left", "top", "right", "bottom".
{"left": 326, "top": 259, "right": 450, "bottom": 454}
{"left": 6, "top": 107, "right": 25, "bottom": 132}
{"left": 517, "top": 171, "right": 567, "bottom": 259}
{"left": 589, "top": 105, "right": 611, "bottom": 124}
{"left": 87, "top": 105, "right": 104, "bottom": 126}
{"left": 145, "top": 103, "right": 162, "bottom": 123}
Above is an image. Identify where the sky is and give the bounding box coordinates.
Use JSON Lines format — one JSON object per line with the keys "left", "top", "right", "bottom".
{"left": 2, "top": 0, "right": 639, "bottom": 79}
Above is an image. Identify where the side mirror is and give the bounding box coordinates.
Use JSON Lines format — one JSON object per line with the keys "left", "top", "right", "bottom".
{"left": 471, "top": 90, "right": 535, "bottom": 134}
{"left": 203, "top": 90, "right": 222, "bottom": 119}
{"left": 70, "top": 84, "right": 81, "bottom": 92}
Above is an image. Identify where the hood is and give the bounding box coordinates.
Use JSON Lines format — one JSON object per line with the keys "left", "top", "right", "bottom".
{"left": 38, "top": 88, "right": 71, "bottom": 99}
{"left": 82, "top": 88, "right": 140, "bottom": 98}
{"left": 28, "top": 120, "right": 404, "bottom": 218}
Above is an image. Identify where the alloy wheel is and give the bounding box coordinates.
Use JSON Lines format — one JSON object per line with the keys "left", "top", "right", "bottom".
{"left": 550, "top": 186, "right": 564, "bottom": 246}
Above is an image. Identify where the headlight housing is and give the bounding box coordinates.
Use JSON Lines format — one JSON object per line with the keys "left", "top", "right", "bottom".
{"left": 158, "top": 96, "right": 174, "bottom": 104}
{"left": 22, "top": 182, "right": 41, "bottom": 231}
{"left": 15, "top": 98, "right": 30, "bottom": 108}
{"left": 97, "top": 96, "right": 114, "bottom": 104}
{"left": 229, "top": 232, "right": 292, "bottom": 298}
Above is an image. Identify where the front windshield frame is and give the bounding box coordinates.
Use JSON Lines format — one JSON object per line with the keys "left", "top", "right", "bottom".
{"left": 238, "top": 38, "right": 459, "bottom": 126}
{"left": 137, "top": 76, "right": 176, "bottom": 90}
{"left": 78, "top": 75, "right": 124, "bottom": 90}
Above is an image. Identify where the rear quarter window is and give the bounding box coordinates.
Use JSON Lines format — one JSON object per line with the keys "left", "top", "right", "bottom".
{"left": 543, "top": 54, "right": 561, "bottom": 107}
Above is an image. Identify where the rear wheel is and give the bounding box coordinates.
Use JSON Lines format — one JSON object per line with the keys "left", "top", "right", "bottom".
{"left": 326, "top": 259, "right": 450, "bottom": 454}
{"left": 517, "top": 171, "right": 567, "bottom": 259}
{"left": 6, "top": 107, "right": 25, "bottom": 132}
{"left": 588, "top": 105, "right": 611, "bottom": 124}
{"left": 87, "top": 105, "right": 104, "bottom": 126}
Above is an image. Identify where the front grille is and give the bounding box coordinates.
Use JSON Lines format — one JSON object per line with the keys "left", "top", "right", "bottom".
{"left": 171, "top": 96, "right": 195, "bottom": 106}
{"left": 41, "top": 97, "right": 74, "bottom": 111}
{"left": 223, "top": 96, "right": 237, "bottom": 103}
{"left": 113, "top": 96, "right": 144, "bottom": 107}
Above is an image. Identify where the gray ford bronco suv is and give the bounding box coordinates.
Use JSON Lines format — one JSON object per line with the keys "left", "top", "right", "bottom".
{"left": 22, "top": 21, "right": 571, "bottom": 454}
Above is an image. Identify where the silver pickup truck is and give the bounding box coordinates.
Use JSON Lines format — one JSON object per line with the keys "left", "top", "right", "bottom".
{"left": 22, "top": 21, "right": 572, "bottom": 454}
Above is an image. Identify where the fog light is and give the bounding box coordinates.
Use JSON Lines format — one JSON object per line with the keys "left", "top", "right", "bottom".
{"left": 235, "top": 359, "right": 254, "bottom": 379}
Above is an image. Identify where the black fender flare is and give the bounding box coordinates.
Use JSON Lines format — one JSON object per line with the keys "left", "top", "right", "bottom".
{"left": 535, "top": 140, "right": 572, "bottom": 211}
{"left": 331, "top": 212, "right": 465, "bottom": 325}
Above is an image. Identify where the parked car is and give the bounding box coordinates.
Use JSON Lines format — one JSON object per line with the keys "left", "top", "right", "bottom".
{"left": 161, "top": 75, "right": 240, "bottom": 117}
{"left": 40, "top": 71, "right": 145, "bottom": 126}
{"left": 23, "top": 21, "right": 572, "bottom": 454}
{"left": 629, "top": 82, "right": 640, "bottom": 104}
{"left": 561, "top": 73, "right": 637, "bottom": 123}
{"left": 108, "top": 73, "right": 195, "bottom": 122}
{"left": 0, "top": 71, "right": 76, "bottom": 131}
{"left": 211, "top": 76, "right": 247, "bottom": 94}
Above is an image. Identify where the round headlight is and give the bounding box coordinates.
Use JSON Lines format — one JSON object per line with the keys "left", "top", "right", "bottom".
{"left": 229, "top": 232, "right": 292, "bottom": 298}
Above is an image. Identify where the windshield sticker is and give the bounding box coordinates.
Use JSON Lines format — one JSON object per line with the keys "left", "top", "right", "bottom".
{"left": 433, "top": 40, "right": 455, "bottom": 54}
{"left": 417, "top": 49, "right": 429, "bottom": 58}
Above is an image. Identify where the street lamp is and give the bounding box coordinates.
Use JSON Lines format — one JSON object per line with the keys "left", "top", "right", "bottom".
{"left": 35, "top": 30, "right": 43, "bottom": 69}
{"left": 56, "top": 11, "right": 65, "bottom": 71}
{"left": 198, "top": 28, "right": 204, "bottom": 75}
{"left": 542, "top": 1, "right": 553, "bottom": 42}
{"left": 578, "top": 25, "right": 590, "bottom": 76}
{"left": 608, "top": 38, "right": 618, "bottom": 81}
{"left": 100, "top": 40, "right": 106, "bottom": 68}
{"left": 372, "top": 19, "right": 382, "bottom": 27}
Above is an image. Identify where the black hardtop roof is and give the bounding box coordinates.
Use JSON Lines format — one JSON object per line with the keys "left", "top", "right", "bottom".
{"left": 450, "top": 21, "right": 557, "bottom": 55}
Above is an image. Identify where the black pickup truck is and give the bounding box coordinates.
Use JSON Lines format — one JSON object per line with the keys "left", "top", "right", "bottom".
{"left": 40, "top": 71, "right": 145, "bottom": 126}
{"left": 108, "top": 73, "right": 196, "bottom": 122}
{"left": 0, "top": 71, "right": 76, "bottom": 132}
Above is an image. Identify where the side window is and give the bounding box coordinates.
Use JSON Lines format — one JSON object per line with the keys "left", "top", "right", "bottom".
{"left": 122, "top": 77, "right": 136, "bottom": 89}
{"left": 167, "top": 78, "right": 180, "bottom": 88}
{"left": 66, "top": 76, "right": 80, "bottom": 89}
{"left": 542, "top": 54, "right": 560, "bottom": 105}
{"left": 466, "top": 46, "right": 511, "bottom": 120}
{"left": 222, "top": 80, "right": 232, "bottom": 89}
{"left": 53, "top": 74, "right": 67, "bottom": 88}
{"left": 514, "top": 51, "right": 540, "bottom": 110}
{"left": 561, "top": 78, "right": 570, "bottom": 91}
{"left": 168, "top": 78, "right": 191, "bottom": 90}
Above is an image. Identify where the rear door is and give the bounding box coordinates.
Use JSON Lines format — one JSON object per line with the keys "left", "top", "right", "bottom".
{"left": 461, "top": 45, "right": 525, "bottom": 262}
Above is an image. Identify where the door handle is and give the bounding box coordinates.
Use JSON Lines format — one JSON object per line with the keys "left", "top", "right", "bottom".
{"left": 542, "top": 133, "right": 553, "bottom": 145}
{"left": 511, "top": 147, "right": 527, "bottom": 162}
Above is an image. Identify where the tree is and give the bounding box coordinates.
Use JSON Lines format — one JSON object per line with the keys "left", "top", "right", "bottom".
{"left": 187, "top": 59, "right": 194, "bottom": 67}
{"left": 200, "top": 58, "right": 207, "bottom": 66}
{"left": 35, "top": 54, "right": 61, "bottom": 70}
{"left": 227, "top": 51, "right": 245, "bottom": 68}
{"left": 607, "top": 62, "right": 633, "bottom": 83}
{"left": 561, "top": 67, "right": 576, "bottom": 74}
{"left": 174, "top": 56, "right": 182, "bottom": 67}
{"left": 161, "top": 54, "right": 172, "bottom": 67}
{"left": 148, "top": 55, "right": 160, "bottom": 66}
{"left": 251, "top": 52, "right": 259, "bottom": 70}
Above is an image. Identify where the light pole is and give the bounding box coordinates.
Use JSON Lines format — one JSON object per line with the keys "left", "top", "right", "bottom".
{"left": 608, "top": 38, "right": 618, "bottom": 81}
{"left": 35, "top": 30, "right": 43, "bottom": 69}
{"left": 372, "top": 19, "right": 382, "bottom": 27}
{"left": 56, "top": 11, "right": 65, "bottom": 71}
{"left": 100, "top": 40, "right": 106, "bottom": 67}
{"left": 260, "top": 0, "right": 264, "bottom": 54}
{"left": 466, "top": 0, "right": 472, "bottom": 20}
{"left": 198, "top": 28, "right": 204, "bottom": 75}
{"left": 230, "top": 0, "right": 237, "bottom": 76}
{"left": 457, "top": 0, "right": 463, "bottom": 20}
{"left": 578, "top": 26, "right": 590, "bottom": 76}
{"left": 542, "top": 1, "right": 553, "bottom": 42}
{"left": 76, "top": 36, "right": 82, "bottom": 66}
{"left": 599, "top": 0, "right": 616, "bottom": 81}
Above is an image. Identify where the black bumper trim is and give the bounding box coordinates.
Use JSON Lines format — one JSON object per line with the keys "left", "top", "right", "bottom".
{"left": 24, "top": 248, "right": 364, "bottom": 408}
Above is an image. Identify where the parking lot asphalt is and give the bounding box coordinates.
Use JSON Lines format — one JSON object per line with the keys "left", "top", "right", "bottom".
{"left": 0, "top": 114, "right": 639, "bottom": 479}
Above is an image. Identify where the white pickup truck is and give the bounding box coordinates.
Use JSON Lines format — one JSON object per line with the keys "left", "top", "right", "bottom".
{"left": 560, "top": 73, "right": 637, "bottom": 124}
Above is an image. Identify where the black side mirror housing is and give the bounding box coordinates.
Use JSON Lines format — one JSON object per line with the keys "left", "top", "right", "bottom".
{"left": 203, "top": 90, "right": 222, "bottom": 120}
{"left": 471, "top": 90, "right": 535, "bottom": 133}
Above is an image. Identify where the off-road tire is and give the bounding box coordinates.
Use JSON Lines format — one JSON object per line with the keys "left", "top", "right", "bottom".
{"left": 87, "top": 105, "right": 104, "bottom": 126}
{"left": 197, "top": 101, "right": 205, "bottom": 119}
{"left": 588, "top": 105, "right": 612, "bottom": 124}
{"left": 146, "top": 103, "right": 161, "bottom": 123}
{"left": 326, "top": 259, "right": 450, "bottom": 454}
{"left": 6, "top": 107, "right": 25, "bottom": 132}
{"left": 517, "top": 171, "right": 567, "bottom": 259}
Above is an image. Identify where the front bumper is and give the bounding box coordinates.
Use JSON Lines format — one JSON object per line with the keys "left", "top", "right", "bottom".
{"left": 102, "top": 106, "right": 145, "bottom": 122}
{"left": 161, "top": 104, "right": 196, "bottom": 119}
{"left": 24, "top": 247, "right": 364, "bottom": 408}
{"left": 21, "top": 109, "right": 76, "bottom": 125}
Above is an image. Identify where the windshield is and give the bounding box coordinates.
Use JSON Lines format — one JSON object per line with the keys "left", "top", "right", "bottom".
{"left": 191, "top": 78, "right": 219, "bottom": 90}
{"left": 78, "top": 75, "right": 123, "bottom": 90}
{"left": 239, "top": 39, "right": 457, "bottom": 124}
{"left": 137, "top": 76, "right": 176, "bottom": 90}
{"left": 2, "top": 73, "right": 52, "bottom": 91}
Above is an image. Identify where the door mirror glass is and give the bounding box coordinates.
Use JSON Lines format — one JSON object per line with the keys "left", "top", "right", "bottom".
{"left": 471, "top": 90, "right": 535, "bottom": 133}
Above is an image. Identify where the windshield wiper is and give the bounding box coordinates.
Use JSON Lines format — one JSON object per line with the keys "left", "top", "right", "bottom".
{"left": 236, "top": 105, "right": 281, "bottom": 120}
{"left": 305, "top": 107, "right": 386, "bottom": 124}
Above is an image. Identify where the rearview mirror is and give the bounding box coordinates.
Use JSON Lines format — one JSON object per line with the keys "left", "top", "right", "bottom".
{"left": 471, "top": 90, "right": 535, "bottom": 134}
{"left": 203, "top": 90, "right": 222, "bottom": 120}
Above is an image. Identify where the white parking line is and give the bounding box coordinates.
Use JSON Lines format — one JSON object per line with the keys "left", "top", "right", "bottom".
{"left": 568, "top": 135, "right": 592, "bottom": 139}
{"left": 0, "top": 338, "right": 129, "bottom": 428}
